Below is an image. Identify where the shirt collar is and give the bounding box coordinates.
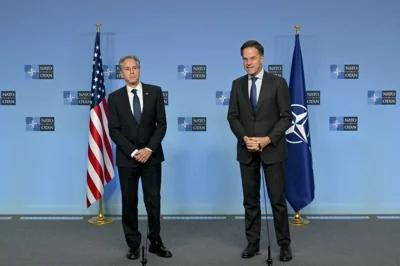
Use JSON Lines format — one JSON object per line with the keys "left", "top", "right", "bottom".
{"left": 126, "top": 82, "right": 142, "bottom": 94}
{"left": 248, "top": 69, "right": 264, "bottom": 80}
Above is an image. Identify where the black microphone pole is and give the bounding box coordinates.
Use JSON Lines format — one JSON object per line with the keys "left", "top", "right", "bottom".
{"left": 141, "top": 213, "right": 149, "bottom": 265}
{"left": 259, "top": 143, "right": 273, "bottom": 266}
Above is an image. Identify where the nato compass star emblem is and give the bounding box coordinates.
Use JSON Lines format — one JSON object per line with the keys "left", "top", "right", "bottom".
{"left": 181, "top": 119, "right": 190, "bottom": 129}
{"left": 66, "top": 93, "right": 75, "bottom": 103}
{"left": 180, "top": 67, "right": 189, "bottom": 78}
{"left": 29, "top": 119, "right": 38, "bottom": 129}
{"left": 370, "top": 92, "right": 379, "bottom": 103}
{"left": 332, "top": 67, "right": 341, "bottom": 77}
{"left": 218, "top": 93, "right": 228, "bottom": 103}
{"left": 27, "top": 67, "right": 37, "bottom": 77}
{"left": 285, "top": 104, "right": 309, "bottom": 144}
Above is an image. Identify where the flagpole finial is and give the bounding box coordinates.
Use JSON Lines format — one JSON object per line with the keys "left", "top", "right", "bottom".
{"left": 96, "top": 23, "right": 101, "bottom": 33}
{"left": 295, "top": 25, "right": 300, "bottom": 35}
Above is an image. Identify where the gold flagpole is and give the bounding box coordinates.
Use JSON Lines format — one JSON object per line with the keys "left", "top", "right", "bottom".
{"left": 89, "top": 197, "right": 113, "bottom": 225}
{"left": 295, "top": 25, "right": 300, "bottom": 35}
{"left": 289, "top": 25, "right": 311, "bottom": 227}
{"left": 290, "top": 212, "right": 310, "bottom": 226}
{"left": 88, "top": 23, "right": 113, "bottom": 226}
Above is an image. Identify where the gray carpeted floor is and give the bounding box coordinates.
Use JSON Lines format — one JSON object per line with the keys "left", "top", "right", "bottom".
{"left": 1, "top": 215, "right": 399, "bottom": 266}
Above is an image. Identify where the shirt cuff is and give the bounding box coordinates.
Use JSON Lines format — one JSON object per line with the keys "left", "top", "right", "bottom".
{"left": 131, "top": 149, "right": 138, "bottom": 158}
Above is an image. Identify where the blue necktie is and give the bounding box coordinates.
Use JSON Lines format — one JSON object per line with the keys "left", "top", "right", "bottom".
{"left": 250, "top": 77, "right": 258, "bottom": 112}
{"left": 131, "top": 89, "right": 141, "bottom": 124}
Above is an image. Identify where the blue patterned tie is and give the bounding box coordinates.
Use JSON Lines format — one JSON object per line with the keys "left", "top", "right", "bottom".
{"left": 131, "top": 89, "right": 141, "bottom": 124}
{"left": 250, "top": 77, "right": 258, "bottom": 112}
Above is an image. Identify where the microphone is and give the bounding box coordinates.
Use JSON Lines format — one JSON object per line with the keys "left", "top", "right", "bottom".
{"left": 140, "top": 219, "right": 149, "bottom": 265}
{"left": 259, "top": 143, "right": 273, "bottom": 266}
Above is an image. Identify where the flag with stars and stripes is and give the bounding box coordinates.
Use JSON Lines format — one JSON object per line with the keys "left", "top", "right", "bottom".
{"left": 86, "top": 31, "right": 115, "bottom": 208}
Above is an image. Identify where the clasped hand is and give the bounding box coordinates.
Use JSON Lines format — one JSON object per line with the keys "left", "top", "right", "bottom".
{"left": 134, "top": 149, "right": 152, "bottom": 163}
{"left": 243, "top": 136, "right": 271, "bottom": 152}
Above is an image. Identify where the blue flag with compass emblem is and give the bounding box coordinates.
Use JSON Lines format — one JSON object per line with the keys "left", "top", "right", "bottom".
{"left": 284, "top": 33, "right": 315, "bottom": 212}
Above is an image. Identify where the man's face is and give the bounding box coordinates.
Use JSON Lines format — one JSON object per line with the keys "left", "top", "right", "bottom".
{"left": 120, "top": 58, "right": 140, "bottom": 87}
{"left": 242, "top": 47, "right": 264, "bottom": 76}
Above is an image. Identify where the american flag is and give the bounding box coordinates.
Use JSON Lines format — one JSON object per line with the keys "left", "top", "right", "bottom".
{"left": 86, "top": 31, "right": 115, "bottom": 207}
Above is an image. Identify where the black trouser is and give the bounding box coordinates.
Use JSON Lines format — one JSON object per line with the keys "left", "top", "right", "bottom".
{"left": 240, "top": 154, "right": 291, "bottom": 246}
{"left": 118, "top": 164, "right": 162, "bottom": 249}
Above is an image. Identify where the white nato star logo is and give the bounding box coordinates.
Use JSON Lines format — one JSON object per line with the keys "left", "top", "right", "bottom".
{"left": 333, "top": 67, "right": 341, "bottom": 77}
{"left": 218, "top": 93, "right": 227, "bottom": 103}
{"left": 28, "top": 67, "right": 37, "bottom": 77}
{"left": 104, "top": 67, "right": 112, "bottom": 77}
{"left": 370, "top": 93, "right": 379, "bottom": 103}
{"left": 331, "top": 119, "right": 341, "bottom": 129}
{"left": 285, "top": 104, "right": 309, "bottom": 144}
{"left": 180, "top": 68, "right": 189, "bottom": 77}
{"left": 67, "top": 93, "right": 75, "bottom": 103}
{"left": 29, "top": 119, "right": 37, "bottom": 129}
{"left": 181, "top": 119, "right": 189, "bottom": 129}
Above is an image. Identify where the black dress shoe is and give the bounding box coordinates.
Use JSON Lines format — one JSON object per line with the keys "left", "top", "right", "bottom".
{"left": 149, "top": 241, "right": 172, "bottom": 258}
{"left": 241, "top": 242, "right": 260, "bottom": 258}
{"left": 126, "top": 247, "right": 140, "bottom": 260}
{"left": 280, "top": 244, "right": 292, "bottom": 262}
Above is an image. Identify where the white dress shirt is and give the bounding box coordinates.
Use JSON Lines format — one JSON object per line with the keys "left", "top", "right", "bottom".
{"left": 248, "top": 69, "right": 264, "bottom": 101}
{"left": 126, "top": 82, "right": 144, "bottom": 114}
{"left": 126, "top": 82, "right": 152, "bottom": 158}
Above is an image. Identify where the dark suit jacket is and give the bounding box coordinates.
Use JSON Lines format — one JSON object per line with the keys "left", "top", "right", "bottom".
{"left": 107, "top": 83, "right": 167, "bottom": 167}
{"left": 227, "top": 71, "right": 292, "bottom": 165}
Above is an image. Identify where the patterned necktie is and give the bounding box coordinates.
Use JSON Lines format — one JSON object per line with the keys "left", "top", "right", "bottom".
{"left": 131, "top": 89, "right": 141, "bottom": 123}
{"left": 250, "top": 77, "right": 258, "bottom": 112}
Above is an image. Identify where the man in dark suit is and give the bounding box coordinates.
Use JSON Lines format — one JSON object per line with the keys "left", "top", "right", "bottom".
{"left": 227, "top": 40, "right": 293, "bottom": 262}
{"left": 107, "top": 55, "right": 172, "bottom": 260}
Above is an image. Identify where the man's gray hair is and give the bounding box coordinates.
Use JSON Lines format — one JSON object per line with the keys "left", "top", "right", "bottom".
{"left": 119, "top": 55, "right": 141, "bottom": 69}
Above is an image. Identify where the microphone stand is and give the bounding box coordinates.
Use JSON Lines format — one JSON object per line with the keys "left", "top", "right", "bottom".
{"left": 259, "top": 143, "right": 273, "bottom": 265}
{"left": 140, "top": 216, "right": 149, "bottom": 265}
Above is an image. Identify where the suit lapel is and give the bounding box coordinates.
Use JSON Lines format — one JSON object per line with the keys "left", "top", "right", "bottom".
{"left": 121, "top": 83, "right": 150, "bottom": 125}
{"left": 241, "top": 71, "right": 270, "bottom": 116}
{"left": 241, "top": 76, "right": 254, "bottom": 116}
{"left": 140, "top": 83, "right": 149, "bottom": 124}
{"left": 121, "top": 85, "right": 139, "bottom": 125}
{"left": 255, "top": 71, "right": 270, "bottom": 113}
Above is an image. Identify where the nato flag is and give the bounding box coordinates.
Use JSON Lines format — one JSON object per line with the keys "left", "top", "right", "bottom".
{"left": 284, "top": 33, "right": 315, "bottom": 212}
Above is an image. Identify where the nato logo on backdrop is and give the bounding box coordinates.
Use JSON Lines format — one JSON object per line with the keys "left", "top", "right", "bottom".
{"left": 330, "top": 64, "right": 359, "bottom": 79}
{"left": 329, "top": 116, "right": 358, "bottom": 131}
{"left": 24, "top": 65, "right": 54, "bottom": 79}
{"left": 216, "top": 91, "right": 230, "bottom": 105}
{"left": 103, "top": 64, "right": 123, "bottom": 80}
{"left": 368, "top": 90, "right": 396, "bottom": 105}
{"left": 177, "top": 65, "right": 207, "bottom": 80}
{"left": 162, "top": 91, "right": 168, "bottom": 106}
{"left": 178, "top": 117, "right": 207, "bottom": 131}
{"left": 63, "top": 91, "right": 92, "bottom": 105}
{"left": 306, "top": 91, "right": 321, "bottom": 105}
{"left": 0, "top": 91, "right": 16, "bottom": 105}
{"left": 268, "top": 65, "right": 283, "bottom": 77}
{"left": 26, "top": 117, "right": 55, "bottom": 131}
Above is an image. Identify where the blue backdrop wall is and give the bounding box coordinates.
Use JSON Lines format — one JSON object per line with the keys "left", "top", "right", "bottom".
{"left": 1, "top": 0, "right": 399, "bottom": 215}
